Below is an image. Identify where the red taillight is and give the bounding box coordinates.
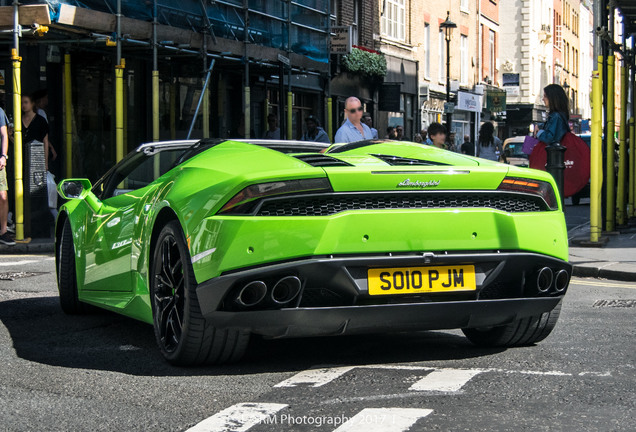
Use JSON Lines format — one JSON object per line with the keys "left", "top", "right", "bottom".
{"left": 497, "top": 177, "right": 559, "bottom": 210}
{"left": 218, "top": 178, "right": 332, "bottom": 215}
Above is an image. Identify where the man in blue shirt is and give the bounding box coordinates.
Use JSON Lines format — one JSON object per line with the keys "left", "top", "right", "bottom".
{"left": 334, "top": 97, "right": 374, "bottom": 143}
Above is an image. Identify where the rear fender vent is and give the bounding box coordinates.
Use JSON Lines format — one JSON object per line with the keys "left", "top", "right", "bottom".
{"left": 372, "top": 154, "right": 449, "bottom": 166}
{"left": 293, "top": 154, "right": 352, "bottom": 167}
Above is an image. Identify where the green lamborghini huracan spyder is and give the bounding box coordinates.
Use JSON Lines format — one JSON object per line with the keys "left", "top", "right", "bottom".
{"left": 56, "top": 139, "right": 571, "bottom": 365}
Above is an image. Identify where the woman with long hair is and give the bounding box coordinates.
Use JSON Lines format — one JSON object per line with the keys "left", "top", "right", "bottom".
{"left": 534, "top": 84, "right": 570, "bottom": 145}
{"left": 21, "top": 94, "right": 52, "bottom": 170}
{"left": 476, "top": 121, "right": 502, "bottom": 161}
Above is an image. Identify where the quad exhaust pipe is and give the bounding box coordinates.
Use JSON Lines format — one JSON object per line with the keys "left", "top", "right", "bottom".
{"left": 535, "top": 267, "right": 569, "bottom": 294}
{"left": 536, "top": 267, "right": 554, "bottom": 293}
{"left": 271, "top": 276, "right": 302, "bottom": 305}
{"left": 234, "top": 276, "right": 302, "bottom": 309}
{"left": 235, "top": 281, "right": 267, "bottom": 307}
{"left": 554, "top": 269, "right": 569, "bottom": 292}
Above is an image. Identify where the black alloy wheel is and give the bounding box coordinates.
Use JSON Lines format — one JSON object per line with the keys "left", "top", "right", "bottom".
{"left": 152, "top": 233, "right": 185, "bottom": 353}
{"left": 150, "top": 220, "right": 250, "bottom": 365}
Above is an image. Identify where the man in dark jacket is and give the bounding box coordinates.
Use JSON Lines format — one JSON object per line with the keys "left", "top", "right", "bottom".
{"left": 301, "top": 115, "right": 330, "bottom": 143}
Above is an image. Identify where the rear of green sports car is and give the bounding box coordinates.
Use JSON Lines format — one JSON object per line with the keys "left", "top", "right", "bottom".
{"left": 183, "top": 140, "right": 570, "bottom": 346}
{"left": 56, "top": 139, "right": 571, "bottom": 365}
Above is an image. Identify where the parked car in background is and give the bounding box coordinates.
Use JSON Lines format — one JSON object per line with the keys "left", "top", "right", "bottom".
{"left": 501, "top": 136, "right": 529, "bottom": 167}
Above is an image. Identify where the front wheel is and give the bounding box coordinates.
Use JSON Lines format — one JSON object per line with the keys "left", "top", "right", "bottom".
{"left": 150, "top": 220, "right": 249, "bottom": 366}
{"left": 462, "top": 301, "right": 562, "bottom": 347}
{"left": 57, "top": 218, "right": 88, "bottom": 314}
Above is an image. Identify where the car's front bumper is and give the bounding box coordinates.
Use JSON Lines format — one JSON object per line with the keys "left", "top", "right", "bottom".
{"left": 196, "top": 252, "right": 570, "bottom": 338}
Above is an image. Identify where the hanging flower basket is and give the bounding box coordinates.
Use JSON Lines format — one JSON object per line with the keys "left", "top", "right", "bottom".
{"left": 341, "top": 47, "right": 387, "bottom": 79}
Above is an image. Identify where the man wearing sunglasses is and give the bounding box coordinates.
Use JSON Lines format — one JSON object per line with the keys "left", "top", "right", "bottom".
{"left": 334, "top": 96, "right": 374, "bottom": 143}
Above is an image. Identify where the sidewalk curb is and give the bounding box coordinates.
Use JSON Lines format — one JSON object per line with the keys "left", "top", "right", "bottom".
{"left": 0, "top": 242, "right": 55, "bottom": 254}
{"left": 572, "top": 265, "right": 636, "bottom": 282}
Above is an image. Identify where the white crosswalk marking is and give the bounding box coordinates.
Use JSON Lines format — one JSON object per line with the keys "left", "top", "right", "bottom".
{"left": 274, "top": 366, "right": 355, "bottom": 388}
{"left": 185, "top": 402, "right": 287, "bottom": 432}
{"left": 409, "top": 368, "right": 483, "bottom": 392}
{"left": 333, "top": 408, "right": 433, "bottom": 432}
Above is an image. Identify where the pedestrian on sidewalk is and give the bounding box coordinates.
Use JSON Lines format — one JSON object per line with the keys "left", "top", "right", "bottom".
{"left": 461, "top": 135, "right": 474, "bottom": 155}
{"left": 300, "top": 115, "right": 330, "bottom": 143}
{"left": 362, "top": 112, "right": 378, "bottom": 139}
{"left": 427, "top": 122, "right": 447, "bottom": 149}
{"left": 476, "top": 122, "right": 502, "bottom": 161}
{"left": 32, "top": 89, "right": 58, "bottom": 165}
{"left": 21, "top": 95, "right": 51, "bottom": 170}
{"left": 263, "top": 113, "right": 281, "bottom": 140}
{"left": 0, "top": 105, "right": 14, "bottom": 246}
{"left": 533, "top": 84, "right": 570, "bottom": 145}
{"left": 334, "top": 97, "right": 374, "bottom": 143}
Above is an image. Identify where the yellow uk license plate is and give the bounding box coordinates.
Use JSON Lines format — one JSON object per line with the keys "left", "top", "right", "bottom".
{"left": 368, "top": 265, "right": 476, "bottom": 295}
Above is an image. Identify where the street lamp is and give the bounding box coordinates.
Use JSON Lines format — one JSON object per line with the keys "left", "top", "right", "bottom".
{"left": 563, "top": 80, "right": 570, "bottom": 92}
{"left": 440, "top": 11, "right": 456, "bottom": 139}
{"left": 562, "top": 80, "right": 571, "bottom": 113}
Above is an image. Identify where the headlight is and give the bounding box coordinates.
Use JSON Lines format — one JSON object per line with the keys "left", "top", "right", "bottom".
{"left": 497, "top": 177, "right": 559, "bottom": 210}
{"left": 218, "top": 177, "right": 332, "bottom": 215}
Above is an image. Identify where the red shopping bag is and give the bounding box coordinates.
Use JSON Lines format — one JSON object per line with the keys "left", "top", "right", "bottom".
{"left": 529, "top": 132, "right": 590, "bottom": 197}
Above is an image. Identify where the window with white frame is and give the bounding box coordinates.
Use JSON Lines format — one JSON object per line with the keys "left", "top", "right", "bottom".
{"left": 461, "top": 0, "right": 469, "bottom": 13}
{"left": 352, "top": 0, "right": 361, "bottom": 45}
{"left": 423, "top": 23, "right": 430, "bottom": 78}
{"left": 460, "top": 35, "right": 468, "bottom": 84}
{"left": 382, "top": 0, "right": 406, "bottom": 41}
{"left": 439, "top": 30, "right": 445, "bottom": 83}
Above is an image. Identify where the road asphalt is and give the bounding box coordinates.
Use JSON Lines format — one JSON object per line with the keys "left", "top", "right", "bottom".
{"left": 0, "top": 254, "right": 635, "bottom": 431}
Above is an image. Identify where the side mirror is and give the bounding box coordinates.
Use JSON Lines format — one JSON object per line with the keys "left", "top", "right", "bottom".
{"left": 58, "top": 178, "right": 102, "bottom": 212}
{"left": 58, "top": 179, "right": 92, "bottom": 200}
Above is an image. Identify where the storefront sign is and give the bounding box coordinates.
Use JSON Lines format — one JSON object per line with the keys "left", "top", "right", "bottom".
{"left": 277, "top": 53, "right": 290, "bottom": 66}
{"left": 456, "top": 91, "right": 482, "bottom": 112}
{"left": 487, "top": 90, "right": 507, "bottom": 112}
{"left": 331, "top": 26, "right": 352, "bottom": 54}
{"left": 504, "top": 86, "right": 520, "bottom": 96}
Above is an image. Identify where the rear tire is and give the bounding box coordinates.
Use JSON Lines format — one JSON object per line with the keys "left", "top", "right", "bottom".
{"left": 571, "top": 194, "right": 580, "bottom": 205}
{"left": 57, "top": 218, "right": 87, "bottom": 314}
{"left": 462, "top": 301, "right": 562, "bottom": 347}
{"left": 150, "top": 220, "right": 249, "bottom": 366}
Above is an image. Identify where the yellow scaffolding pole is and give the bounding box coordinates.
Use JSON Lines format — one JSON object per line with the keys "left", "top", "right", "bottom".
{"left": 590, "top": 58, "right": 603, "bottom": 243}
{"left": 152, "top": 69, "right": 160, "bottom": 179}
{"left": 327, "top": 97, "right": 333, "bottom": 142}
{"left": 169, "top": 80, "right": 176, "bottom": 140}
{"left": 605, "top": 55, "right": 615, "bottom": 232}
{"left": 115, "top": 59, "right": 125, "bottom": 162}
{"left": 287, "top": 91, "right": 293, "bottom": 140}
{"left": 11, "top": 48, "right": 23, "bottom": 241}
{"left": 628, "top": 117, "right": 635, "bottom": 219}
{"left": 202, "top": 84, "right": 210, "bottom": 139}
{"left": 617, "top": 61, "right": 627, "bottom": 226}
{"left": 152, "top": 70, "right": 160, "bottom": 142}
{"left": 64, "top": 53, "right": 72, "bottom": 178}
